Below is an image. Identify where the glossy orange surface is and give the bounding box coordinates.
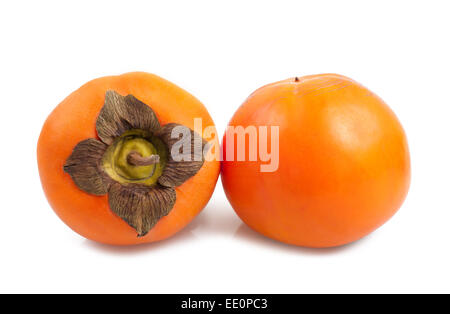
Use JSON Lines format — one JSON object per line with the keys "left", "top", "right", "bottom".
{"left": 38, "top": 72, "right": 220, "bottom": 245}
{"left": 221, "top": 74, "right": 410, "bottom": 247}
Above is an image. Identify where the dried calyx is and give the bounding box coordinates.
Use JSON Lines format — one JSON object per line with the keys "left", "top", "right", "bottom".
{"left": 64, "top": 90, "right": 207, "bottom": 236}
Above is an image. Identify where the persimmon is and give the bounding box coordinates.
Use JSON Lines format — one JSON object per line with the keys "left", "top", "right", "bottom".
{"left": 221, "top": 74, "right": 410, "bottom": 248}
{"left": 38, "top": 72, "right": 220, "bottom": 245}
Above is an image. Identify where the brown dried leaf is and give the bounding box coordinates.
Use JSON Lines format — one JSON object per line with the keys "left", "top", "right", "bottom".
{"left": 156, "top": 123, "right": 206, "bottom": 188}
{"left": 96, "top": 90, "right": 161, "bottom": 145}
{"left": 63, "top": 138, "right": 109, "bottom": 195}
{"left": 108, "top": 182, "right": 176, "bottom": 237}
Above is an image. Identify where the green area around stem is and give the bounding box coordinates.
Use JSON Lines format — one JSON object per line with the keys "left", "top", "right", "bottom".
{"left": 102, "top": 130, "right": 167, "bottom": 186}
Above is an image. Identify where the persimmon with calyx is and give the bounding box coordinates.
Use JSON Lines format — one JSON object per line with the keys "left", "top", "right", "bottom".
{"left": 221, "top": 74, "right": 410, "bottom": 248}
{"left": 38, "top": 72, "right": 220, "bottom": 245}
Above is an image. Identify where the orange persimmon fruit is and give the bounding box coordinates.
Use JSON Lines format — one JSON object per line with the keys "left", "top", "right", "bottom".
{"left": 221, "top": 74, "right": 410, "bottom": 248}
{"left": 38, "top": 72, "right": 220, "bottom": 245}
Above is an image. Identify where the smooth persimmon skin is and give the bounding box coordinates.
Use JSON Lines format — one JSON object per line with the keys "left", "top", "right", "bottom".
{"left": 221, "top": 74, "right": 410, "bottom": 248}
{"left": 38, "top": 72, "right": 220, "bottom": 245}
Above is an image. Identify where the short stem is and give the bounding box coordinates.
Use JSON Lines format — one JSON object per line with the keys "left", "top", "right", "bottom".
{"left": 127, "top": 151, "right": 160, "bottom": 166}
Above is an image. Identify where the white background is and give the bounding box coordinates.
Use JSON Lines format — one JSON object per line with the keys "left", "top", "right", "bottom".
{"left": 0, "top": 0, "right": 449, "bottom": 293}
